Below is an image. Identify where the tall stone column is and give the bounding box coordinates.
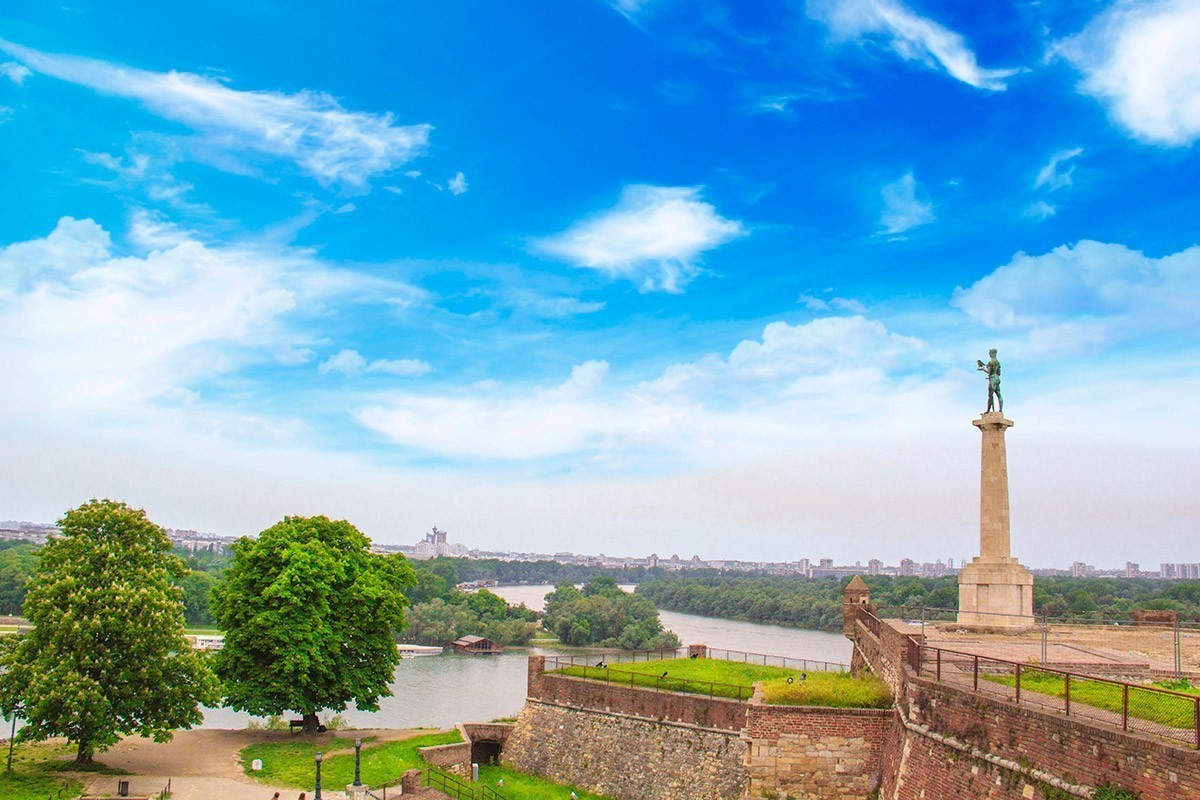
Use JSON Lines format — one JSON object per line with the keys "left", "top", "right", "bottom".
{"left": 958, "top": 412, "right": 1034, "bottom": 629}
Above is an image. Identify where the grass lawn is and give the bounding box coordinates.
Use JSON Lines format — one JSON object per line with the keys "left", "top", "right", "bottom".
{"left": 240, "top": 730, "right": 460, "bottom": 788}
{"left": 555, "top": 657, "right": 793, "bottom": 699}
{"left": 761, "top": 671, "right": 893, "bottom": 709}
{"left": 183, "top": 627, "right": 223, "bottom": 635}
{"left": 479, "top": 763, "right": 612, "bottom": 800}
{"left": 984, "top": 672, "right": 1199, "bottom": 728}
{"left": 0, "top": 740, "right": 89, "bottom": 800}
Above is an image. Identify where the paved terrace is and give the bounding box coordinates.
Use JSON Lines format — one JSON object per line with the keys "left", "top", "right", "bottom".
{"left": 883, "top": 618, "right": 1200, "bottom": 676}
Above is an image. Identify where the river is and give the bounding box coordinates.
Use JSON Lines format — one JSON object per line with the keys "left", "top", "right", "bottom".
{"left": 200, "top": 584, "right": 850, "bottom": 730}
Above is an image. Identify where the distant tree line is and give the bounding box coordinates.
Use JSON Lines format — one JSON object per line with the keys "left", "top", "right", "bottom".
{"left": 636, "top": 574, "right": 1200, "bottom": 632}
{"left": 431, "top": 556, "right": 668, "bottom": 586}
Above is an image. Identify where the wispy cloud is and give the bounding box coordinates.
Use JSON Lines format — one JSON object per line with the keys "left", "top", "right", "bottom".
{"left": 0, "top": 38, "right": 431, "bottom": 189}
{"left": 448, "top": 171, "right": 469, "bottom": 196}
{"left": 535, "top": 185, "right": 745, "bottom": 293}
{"left": 0, "top": 61, "right": 31, "bottom": 86}
{"left": 879, "top": 172, "right": 934, "bottom": 234}
{"left": 807, "top": 0, "right": 1018, "bottom": 91}
{"left": 1034, "top": 147, "right": 1084, "bottom": 191}
{"left": 1024, "top": 200, "right": 1056, "bottom": 221}
{"left": 318, "top": 349, "right": 432, "bottom": 378}
{"left": 1053, "top": 0, "right": 1200, "bottom": 146}
{"left": 0, "top": 216, "right": 423, "bottom": 430}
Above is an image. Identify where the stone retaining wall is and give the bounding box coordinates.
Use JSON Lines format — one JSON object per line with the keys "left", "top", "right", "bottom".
{"left": 418, "top": 741, "right": 471, "bottom": 776}
{"left": 504, "top": 699, "right": 748, "bottom": 800}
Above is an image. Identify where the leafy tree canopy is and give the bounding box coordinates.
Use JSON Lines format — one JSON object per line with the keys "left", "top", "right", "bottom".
{"left": 211, "top": 515, "right": 415, "bottom": 731}
{"left": 0, "top": 499, "right": 218, "bottom": 763}
{"left": 544, "top": 577, "right": 679, "bottom": 650}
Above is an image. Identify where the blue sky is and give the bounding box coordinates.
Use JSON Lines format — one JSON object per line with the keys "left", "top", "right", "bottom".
{"left": 1, "top": 0, "right": 1198, "bottom": 566}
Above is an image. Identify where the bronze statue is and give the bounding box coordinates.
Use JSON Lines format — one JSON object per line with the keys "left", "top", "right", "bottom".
{"left": 976, "top": 349, "right": 1003, "bottom": 413}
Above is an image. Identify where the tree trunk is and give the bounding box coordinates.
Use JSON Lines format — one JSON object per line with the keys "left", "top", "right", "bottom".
{"left": 75, "top": 740, "right": 94, "bottom": 765}
{"left": 302, "top": 712, "right": 321, "bottom": 734}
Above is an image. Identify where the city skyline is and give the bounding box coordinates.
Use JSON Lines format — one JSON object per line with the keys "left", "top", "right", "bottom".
{"left": 1, "top": 2, "right": 1198, "bottom": 565}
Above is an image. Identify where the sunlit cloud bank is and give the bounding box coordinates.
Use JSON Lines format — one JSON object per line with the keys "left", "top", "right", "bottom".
{"left": 1054, "top": 0, "right": 1200, "bottom": 146}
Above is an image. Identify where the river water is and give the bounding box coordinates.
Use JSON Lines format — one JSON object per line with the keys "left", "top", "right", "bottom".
{"left": 200, "top": 584, "right": 850, "bottom": 730}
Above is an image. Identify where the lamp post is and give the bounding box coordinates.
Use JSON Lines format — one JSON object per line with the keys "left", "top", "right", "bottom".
{"left": 5, "top": 703, "right": 22, "bottom": 773}
{"left": 353, "top": 738, "right": 362, "bottom": 787}
{"left": 314, "top": 751, "right": 323, "bottom": 800}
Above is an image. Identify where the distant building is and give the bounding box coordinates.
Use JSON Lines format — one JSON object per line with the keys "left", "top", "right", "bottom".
{"left": 899, "top": 558, "right": 915, "bottom": 577}
{"left": 868, "top": 559, "right": 884, "bottom": 576}
{"left": 411, "top": 525, "right": 468, "bottom": 560}
{"left": 1125, "top": 562, "right": 1140, "bottom": 578}
{"left": 452, "top": 635, "right": 502, "bottom": 656}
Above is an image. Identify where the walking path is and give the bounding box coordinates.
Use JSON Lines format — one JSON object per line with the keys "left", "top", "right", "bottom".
{"left": 80, "top": 728, "right": 428, "bottom": 800}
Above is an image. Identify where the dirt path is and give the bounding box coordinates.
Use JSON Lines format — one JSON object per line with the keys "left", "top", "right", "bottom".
{"left": 79, "top": 728, "right": 432, "bottom": 800}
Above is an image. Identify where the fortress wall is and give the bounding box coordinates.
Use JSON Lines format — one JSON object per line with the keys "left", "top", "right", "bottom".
{"left": 504, "top": 699, "right": 748, "bottom": 800}
{"left": 887, "top": 674, "right": 1200, "bottom": 800}
{"left": 851, "top": 616, "right": 1200, "bottom": 800}
{"left": 743, "top": 695, "right": 892, "bottom": 800}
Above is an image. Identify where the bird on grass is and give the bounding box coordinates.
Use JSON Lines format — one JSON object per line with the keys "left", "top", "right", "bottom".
{"left": 498, "top": 778, "right": 504, "bottom": 787}
{"left": 660, "top": 671, "right": 668, "bottom": 678}
{"left": 595, "top": 660, "right": 605, "bottom": 669}
{"left": 690, "top": 653, "right": 699, "bottom": 659}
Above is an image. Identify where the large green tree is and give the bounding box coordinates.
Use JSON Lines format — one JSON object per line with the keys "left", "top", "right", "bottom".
{"left": 212, "top": 515, "right": 415, "bottom": 732}
{"left": 0, "top": 499, "right": 218, "bottom": 764}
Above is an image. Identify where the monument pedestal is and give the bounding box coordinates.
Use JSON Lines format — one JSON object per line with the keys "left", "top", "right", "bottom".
{"left": 958, "top": 557, "right": 1034, "bottom": 629}
{"left": 957, "top": 412, "right": 1035, "bottom": 630}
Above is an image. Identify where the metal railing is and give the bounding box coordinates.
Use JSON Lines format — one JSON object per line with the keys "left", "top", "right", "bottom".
{"left": 915, "top": 644, "right": 1200, "bottom": 749}
{"left": 871, "top": 604, "right": 1200, "bottom": 678}
{"left": 703, "top": 648, "right": 848, "bottom": 673}
{"left": 543, "top": 647, "right": 849, "bottom": 701}
{"left": 546, "top": 659, "right": 755, "bottom": 700}
{"left": 422, "top": 766, "right": 509, "bottom": 800}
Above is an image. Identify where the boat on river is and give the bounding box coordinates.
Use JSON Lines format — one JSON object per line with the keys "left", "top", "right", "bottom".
{"left": 397, "top": 643, "right": 445, "bottom": 658}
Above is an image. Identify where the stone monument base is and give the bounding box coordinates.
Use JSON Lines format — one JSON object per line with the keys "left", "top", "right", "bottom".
{"left": 957, "top": 557, "right": 1034, "bottom": 630}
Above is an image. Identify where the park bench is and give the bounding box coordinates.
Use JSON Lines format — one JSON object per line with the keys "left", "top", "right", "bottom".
{"left": 288, "top": 718, "right": 327, "bottom": 733}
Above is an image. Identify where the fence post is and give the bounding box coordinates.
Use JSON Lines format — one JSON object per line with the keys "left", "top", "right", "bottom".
{"left": 1123, "top": 684, "right": 1129, "bottom": 731}
{"left": 1176, "top": 617, "right": 1182, "bottom": 679}
{"left": 1065, "top": 674, "right": 1071, "bottom": 716}
{"left": 936, "top": 648, "right": 941, "bottom": 682}
{"left": 1015, "top": 663, "right": 1021, "bottom": 704}
{"left": 973, "top": 655, "right": 979, "bottom": 692}
{"left": 1041, "top": 614, "right": 1048, "bottom": 664}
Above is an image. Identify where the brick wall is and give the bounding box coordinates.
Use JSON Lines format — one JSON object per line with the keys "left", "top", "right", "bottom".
{"left": 744, "top": 692, "right": 892, "bottom": 799}
{"left": 850, "top": 617, "right": 1200, "bottom": 800}
{"left": 526, "top": 655, "right": 749, "bottom": 732}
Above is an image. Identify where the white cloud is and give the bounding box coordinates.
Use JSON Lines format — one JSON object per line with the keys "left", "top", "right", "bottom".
{"left": 319, "top": 348, "right": 432, "bottom": 378}
{"left": 0, "top": 106, "right": 12, "bottom": 125}
{"left": 952, "top": 240, "right": 1200, "bottom": 345}
{"left": 535, "top": 185, "right": 745, "bottom": 293}
{"left": 879, "top": 172, "right": 934, "bottom": 234}
{"left": 0, "top": 38, "right": 431, "bottom": 189}
{"left": 448, "top": 171, "right": 468, "bottom": 196}
{"left": 807, "top": 0, "right": 1018, "bottom": 90}
{"left": 1034, "top": 147, "right": 1083, "bottom": 191}
{"left": 0, "top": 217, "right": 422, "bottom": 428}
{"left": 334, "top": 203, "right": 356, "bottom": 214}
{"left": 79, "top": 142, "right": 204, "bottom": 211}
{"left": 1054, "top": 0, "right": 1200, "bottom": 146}
{"left": 0, "top": 61, "right": 30, "bottom": 85}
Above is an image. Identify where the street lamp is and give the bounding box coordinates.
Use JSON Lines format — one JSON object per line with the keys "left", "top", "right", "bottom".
{"left": 314, "top": 750, "right": 323, "bottom": 800}
{"left": 353, "top": 738, "right": 362, "bottom": 787}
